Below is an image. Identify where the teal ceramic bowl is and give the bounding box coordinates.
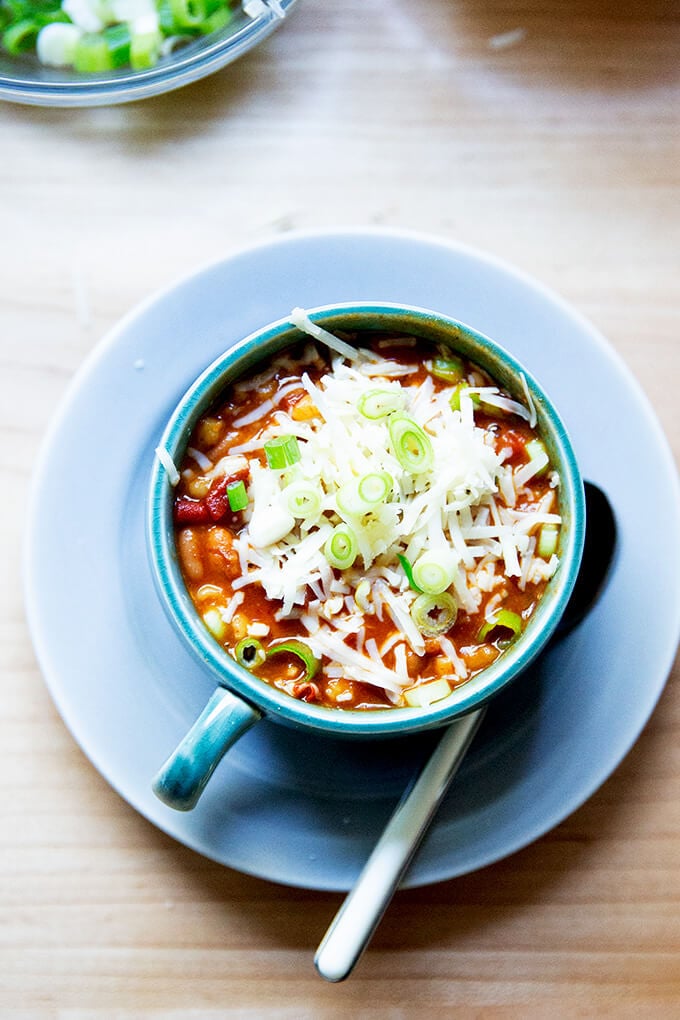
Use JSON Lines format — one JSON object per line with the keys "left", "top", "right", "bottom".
{"left": 149, "top": 302, "right": 585, "bottom": 810}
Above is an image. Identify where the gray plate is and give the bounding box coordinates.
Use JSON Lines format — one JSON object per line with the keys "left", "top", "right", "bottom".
{"left": 24, "top": 228, "right": 680, "bottom": 890}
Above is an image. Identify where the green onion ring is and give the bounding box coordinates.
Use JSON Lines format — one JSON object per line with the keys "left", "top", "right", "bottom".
{"left": 234, "top": 637, "right": 266, "bottom": 669}
{"left": 410, "top": 592, "right": 458, "bottom": 637}
{"left": 449, "top": 383, "right": 480, "bottom": 413}
{"left": 356, "top": 471, "right": 392, "bottom": 505}
{"left": 285, "top": 481, "right": 321, "bottom": 519}
{"left": 3, "top": 18, "right": 42, "bottom": 56}
{"left": 478, "top": 608, "right": 523, "bottom": 643}
{"left": 324, "top": 524, "right": 358, "bottom": 570}
{"left": 412, "top": 551, "right": 456, "bottom": 595}
{"left": 429, "top": 356, "right": 465, "bottom": 384}
{"left": 265, "top": 639, "right": 320, "bottom": 682}
{"left": 388, "top": 413, "right": 434, "bottom": 474}
{"left": 337, "top": 472, "right": 392, "bottom": 516}
{"left": 358, "top": 388, "right": 404, "bottom": 420}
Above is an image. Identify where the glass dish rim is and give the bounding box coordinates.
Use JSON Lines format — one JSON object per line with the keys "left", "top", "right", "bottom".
{"left": 0, "top": 0, "right": 297, "bottom": 107}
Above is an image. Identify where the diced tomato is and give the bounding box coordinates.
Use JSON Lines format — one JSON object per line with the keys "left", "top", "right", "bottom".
{"left": 174, "top": 470, "right": 250, "bottom": 525}
{"left": 292, "top": 681, "right": 321, "bottom": 703}
{"left": 173, "top": 497, "right": 210, "bottom": 524}
{"left": 227, "top": 465, "right": 251, "bottom": 485}
{"left": 206, "top": 478, "right": 230, "bottom": 521}
{"left": 495, "top": 426, "right": 529, "bottom": 461}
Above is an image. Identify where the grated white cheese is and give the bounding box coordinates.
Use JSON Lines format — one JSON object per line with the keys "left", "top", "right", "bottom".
{"left": 290, "top": 308, "right": 360, "bottom": 362}
{"left": 187, "top": 446, "right": 213, "bottom": 472}
{"left": 156, "top": 445, "right": 180, "bottom": 486}
{"left": 393, "top": 643, "right": 409, "bottom": 682}
{"left": 306, "top": 626, "right": 404, "bottom": 695}
{"left": 232, "top": 399, "right": 275, "bottom": 427}
{"left": 477, "top": 390, "right": 533, "bottom": 421}
{"left": 438, "top": 635, "right": 469, "bottom": 680}
{"left": 199, "top": 330, "right": 561, "bottom": 700}
{"left": 229, "top": 345, "right": 560, "bottom": 616}
{"left": 376, "top": 581, "right": 426, "bottom": 657}
{"left": 220, "top": 591, "right": 245, "bottom": 623}
{"left": 204, "top": 454, "right": 248, "bottom": 482}
{"left": 514, "top": 447, "right": 549, "bottom": 487}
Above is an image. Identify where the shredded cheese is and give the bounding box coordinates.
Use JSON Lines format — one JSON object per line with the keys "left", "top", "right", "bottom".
{"left": 290, "top": 308, "right": 360, "bottom": 362}
{"left": 156, "top": 445, "right": 180, "bottom": 486}
{"left": 195, "top": 328, "right": 562, "bottom": 700}
{"left": 187, "top": 446, "right": 213, "bottom": 471}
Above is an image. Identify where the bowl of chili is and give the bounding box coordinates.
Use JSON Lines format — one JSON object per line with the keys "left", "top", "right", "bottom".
{"left": 149, "top": 302, "right": 585, "bottom": 810}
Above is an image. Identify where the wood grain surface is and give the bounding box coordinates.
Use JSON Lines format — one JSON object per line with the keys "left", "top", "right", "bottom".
{"left": 2, "top": 0, "right": 679, "bottom": 1015}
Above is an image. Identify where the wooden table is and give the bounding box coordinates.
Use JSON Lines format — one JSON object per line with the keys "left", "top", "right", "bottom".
{"left": 3, "top": 0, "right": 679, "bottom": 1014}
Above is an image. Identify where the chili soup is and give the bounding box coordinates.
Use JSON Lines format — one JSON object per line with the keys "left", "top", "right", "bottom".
{"left": 165, "top": 310, "right": 563, "bottom": 712}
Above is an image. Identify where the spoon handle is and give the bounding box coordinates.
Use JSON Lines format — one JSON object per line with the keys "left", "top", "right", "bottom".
{"left": 314, "top": 707, "right": 485, "bottom": 983}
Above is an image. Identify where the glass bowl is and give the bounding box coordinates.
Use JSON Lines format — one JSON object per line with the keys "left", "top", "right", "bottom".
{"left": 0, "top": 0, "right": 296, "bottom": 107}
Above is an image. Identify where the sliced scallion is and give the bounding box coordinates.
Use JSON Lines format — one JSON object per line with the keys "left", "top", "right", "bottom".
{"left": 264, "top": 434, "right": 301, "bottom": 470}
{"left": 73, "top": 32, "right": 113, "bottom": 72}
{"left": 324, "top": 524, "right": 358, "bottom": 570}
{"left": 410, "top": 592, "right": 458, "bottom": 637}
{"left": 169, "top": 0, "right": 206, "bottom": 28}
{"left": 201, "top": 6, "right": 230, "bottom": 32}
{"left": 525, "top": 439, "right": 548, "bottom": 476}
{"left": 358, "top": 388, "right": 404, "bottom": 420}
{"left": 157, "top": 0, "right": 176, "bottom": 33}
{"left": 357, "top": 471, "right": 392, "bottom": 504}
{"left": 397, "top": 553, "right": 423, "bottom": 593}
{"left": 3, "top": 18, "right": 41, "bottom": 54}
{"left": 388, "top": 413, "right": 434, "bottom": 474}
{"left": 403, "top": 677, "right": 452, "bottom": 708}
{"left": 285, "top": 481, "right": 321, "bottom": 519}
{"left": 478, "top": 608, "right": 523, "bottom": 643}
{"left": 102, "top": 22, "right": 131, "bottom": 68}
{"left": 429, "top": 355, "right": 465, "bottom": 384}
{"left": 412, "top": 550, "right": 456, "bottom": 595}
{"left": 2, "top": 0, "right": 236, "bottom": 72}
{"left": 130, "top": 26, "right": 161, "bottom": 70}
{"left": 235, "top": 637, "right": 266, "bottom": 669}
{"left": 337, "top": 472, "right": 392, "bottom": 516}
{"left": 36, "top": 22, "right": 81, "bottom": 68}
{"left": 537, "top": 523, "right": 559, "bottom": 559}
{"left": 265, "top": 638, "right": 320, "bottom": 681}
{"left": 226, "top": 480, "right": 248, "bottom": 512}
{"left": 449, "top": 383, "right": 480, "bottom": 413}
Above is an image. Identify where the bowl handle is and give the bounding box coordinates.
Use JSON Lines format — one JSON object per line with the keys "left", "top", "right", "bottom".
{"left": 152, "top": 688, "right": 262, "bottom": 811}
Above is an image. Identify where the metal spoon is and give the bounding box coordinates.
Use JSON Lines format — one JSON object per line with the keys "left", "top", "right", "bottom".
{"left": 315, "top": 482, "right": 616, "bottom": 982}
